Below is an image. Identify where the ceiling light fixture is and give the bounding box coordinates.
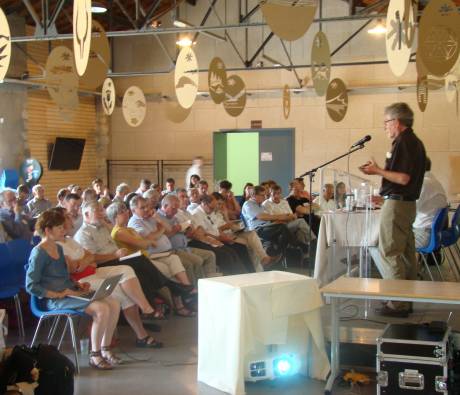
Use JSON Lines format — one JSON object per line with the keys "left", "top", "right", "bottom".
{"left": 262, "top": 54, "right": 292, "bottom": 71}
{"left": 91, "top": 2, "right": 107, "bottom": 14}
{"left": 367, "top": 19, "right": 387, "bottom": 35}
{"left": 173, "top": 18, "right": 226, "bottom": 42}
{"left": 176, "top": 37, "right": 194, "bottom": 47}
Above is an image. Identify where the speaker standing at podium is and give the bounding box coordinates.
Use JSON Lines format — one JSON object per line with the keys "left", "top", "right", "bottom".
{"left": 359, "top": 102, "right": 426, "bottom": 317}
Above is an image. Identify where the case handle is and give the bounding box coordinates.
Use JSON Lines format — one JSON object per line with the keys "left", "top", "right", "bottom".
{"left": 398, "top": 369, "right": 424, "bottom": 391}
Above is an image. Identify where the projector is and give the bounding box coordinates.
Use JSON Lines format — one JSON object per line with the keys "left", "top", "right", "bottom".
{"left": 246, "top": 352, "right": 301, "bottom": 382}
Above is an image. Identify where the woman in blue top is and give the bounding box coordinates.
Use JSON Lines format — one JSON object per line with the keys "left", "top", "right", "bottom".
{"left": 26, "top": 209, "right": 120, "bottom": 370}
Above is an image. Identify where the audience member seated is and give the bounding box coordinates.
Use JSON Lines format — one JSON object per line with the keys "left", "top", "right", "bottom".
{"left": 56, "top": 188, "right": 69, "bottom": 208}
{"left": 242, "top": 186, "right": 293, "bottom": 257}
{"left": 335, "top": 182, "right": 346, "bottom": 209}
{"left": 156, "top": 194, "right": 218, "bottom": 282}
{"left": 0, "top": 189, "right": 32, "bottom": 241}
{"left": 16, "top": 184, "right": 30, "bottom": 211}
{"left": 112, "top": 183, "right": 130, "bottom": 204}
{"left": 286, "top": 179, "right": 321, "bottom": 236}
{"left": 62, "top": 193, "right": 82, "bottom": 237}
{"left": 313, "top": 183, "right": 336, "bottom": 213}
{"left": 188, "top": 174, "right": 201, "bottom": 189}
{"left": 218, "top": 180, "right": 241, "bottom": 221}
{"left": 70, "top": 185, "right": 82, "bottom": 197}
{"left": 162, "top": 178, "right": 176, "bottom": 197}
{"left": 151, "top": 183, "right": 162, "bottom": 194}
{"left": 82, "top": 188, "right": 97, "bottom": 204}
{"left": 124, "top": 192, "right": 138, "bottom": 209}
{"left": 135, "top": 179, "right": 151, "bottom": 195}
{"left": 413, "top": 157, "right": 448, "bottom": 248}
{"left": 143, "top": 189, "right": 161, "bottom": 211}
{"left": 237, "top": 182, "right": 254, "bottom": 208}
{"left": 185, "top": 156, "right": 203, "bottom": 188}
{"left": 197, "top": 180, "right": 209, "bottom": 195}
{"left": 26, "top": 209, "right": 121, "bottom": 370}
{"left": 190, "top": 194, "right": 250, "bottom": 274}
{"left": 127, "top": 196, "right": 197, "bottom": 288}
{"left": 262, "top": 184, "right": 314, "bottom": 248}
{"left": 213, "top": 192, "right": 278, "bottom": 271}
{"left": 26, "top": 184, "right": 52, "bottom": 218}
{"left": 56, "top": 208, "right": 163, "bottom": 348}
{"left": 107, "top": 201, "right": 196, "bottom": 317}
{"left": 186, "top": 188, "right": 200, "bottom": 213}
{"left": 92, "top": 178, "right": 104, "bottom": 200}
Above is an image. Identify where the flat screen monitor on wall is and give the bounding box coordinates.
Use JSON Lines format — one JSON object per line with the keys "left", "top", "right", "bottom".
{"left": 48, "top": 137, "right": 86, "bottom": 170}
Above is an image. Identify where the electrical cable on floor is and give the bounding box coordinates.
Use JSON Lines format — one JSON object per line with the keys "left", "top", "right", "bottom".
{"left": 114, "top": 347, "right": 198, "bottom": 367}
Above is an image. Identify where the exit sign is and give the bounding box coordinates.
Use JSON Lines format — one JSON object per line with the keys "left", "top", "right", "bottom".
{"left": 251, "top": 120, "right": 262, "bottom": 129}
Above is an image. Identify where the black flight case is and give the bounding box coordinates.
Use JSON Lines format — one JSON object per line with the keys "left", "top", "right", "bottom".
{"left": 376, "top": 323, "right": 450, "bottom": 394}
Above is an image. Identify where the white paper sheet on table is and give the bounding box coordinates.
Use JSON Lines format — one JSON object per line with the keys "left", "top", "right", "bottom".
{"left": 197, "top": 271, "right": 330, "bottom": 395}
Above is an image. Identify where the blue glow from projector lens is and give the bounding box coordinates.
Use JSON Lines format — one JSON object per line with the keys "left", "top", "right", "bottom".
{"left": 276, "top": 359, "right": 291, "bottom": 375}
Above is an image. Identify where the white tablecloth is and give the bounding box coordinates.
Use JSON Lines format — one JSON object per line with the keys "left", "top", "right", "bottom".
{"left": 197, "top": 271, "right": 330, "bottom": 395}
{"left": 313, "top": 210, "right": 381, "bottom": 287}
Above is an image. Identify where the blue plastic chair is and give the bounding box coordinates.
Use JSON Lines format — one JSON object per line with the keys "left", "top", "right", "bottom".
{"left": 6, "top": 239, "right": 33, "bottom": 285}
{"left": 0, "top": 243, "right": 25, "bottom": 337}
{"left": 417, "top": 207, "right": 449, "bottom": 281}
{"left": 30, "top": 294, "right": 86, "bottom": 373}
{"left": 440, "top": 205, "right": 460, "bottom": 275}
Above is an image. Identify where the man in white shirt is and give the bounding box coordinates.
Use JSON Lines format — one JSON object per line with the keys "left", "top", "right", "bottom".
{"left": 135, "top": 179, "right": 151, "bottom": 195}
{"left": 313, "top": 183, "right": 336, "bottom": 213}
{"left": 413, "top": 158, "right": 448, "bottom": 248}
{"left": 62, "top": 193, "right": 83, "bottom": 237}
{"left": 262, "top": 184, "right": 314, "bottom": 247}
{"left": 26, "top": 184, "right": 52, "bottom": 218}
{"left": 185, "top": 156, "right": 203, "bottom": 188}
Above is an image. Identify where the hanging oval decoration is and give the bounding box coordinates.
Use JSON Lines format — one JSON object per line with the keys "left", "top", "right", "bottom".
{"left": 122, "top": 86, "right": 146, "bottom": 127}
{"left": 223, "top": 75, "right": 246, "bottom": 117}
{"left": 101, "top": 78, "right": 116, "bottom": 115}
{"left": 80, "top": 20, "right": 110, "bottom": 89}
{"left": 73, "top": 0, "right": 92, "bottom": 76}
{"left": 326, "top": 78, "right": 348, "bottom": 122}
{"left": 418, "top": 0, "right": 460, "bottom": 77}
{"left": 385, "top": 0, "right": 415, "bottom": 77}
{"left": 175, "top": 46, "right": 199, "bottom": 109}
{"left": 45, "top": 46, "right": 79, "bottom": 111}
{"left": 260, "top": 0, "right": 318, "bottom": 41}
{"left": 208, "top": 57, "right": 228, "bottom": 104}
{"left": 417, "top": 75, "right": 429, "bottom": 112}
{"left": 282, "top": 84, "right": 291, "bottom": 119}
{"left": 0, "top": 7, "right": 12, "bottom": 81}
{"left": 311, "top": 31, "right": 331, "bottom": 96}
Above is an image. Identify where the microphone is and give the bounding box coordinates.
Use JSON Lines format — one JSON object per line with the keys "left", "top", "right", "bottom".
{"left": 350, "top": 135, "right": 371, "bottom": 148}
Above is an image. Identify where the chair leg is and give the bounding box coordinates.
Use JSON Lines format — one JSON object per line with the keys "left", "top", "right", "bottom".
{"left": 446, "top": 247, "right": 460, "bottom": 280}
{"left": 58, "top": 319, "right": 69, "bottom": 350}
{"left": 431, "top": 252, "right": 444, "bottom": 281}
{"left": 67, "top": 316, "right": 80, "bottom": 374}
{"left": 30, "top": 316, "right": 45, "bottom": 347}
{"left": 421, "top": 254, "right": 434, "bottom": 281}
{"left": 48, "top": 316, "right": 61, "bottom": 344}
{"left": 13, "top": 294, "right": 25, "bottom": 338}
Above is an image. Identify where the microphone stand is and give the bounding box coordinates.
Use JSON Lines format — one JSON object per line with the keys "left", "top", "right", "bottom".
{"left": 298, "top": 144, "right": 367, "bottom": 270}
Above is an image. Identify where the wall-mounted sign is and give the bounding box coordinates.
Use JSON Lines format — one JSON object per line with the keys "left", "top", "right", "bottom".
{"left": 0, "top": 7, "right": 11, "bottom": 82}
{"left": 251, "top": 120, "right": 262, "bottom": 129}
{"left": 311, "top": 31, "right": 331, "bottom": 96}
{"left": 326, "top": 78, "right": 348, "bottom": 122}
{"left": 223, "top": 75, "right": 246, "bottom": 117}
{"left": 418, "top": 0, "right": 460, "bottom": 77}
{"left": 80, "top": 20, "right": 110, "bottom": 89}
{"left": 101, "top": 77, "right": 116, "bottom": 115}
{"left": 261, "top": 152, "right": 273, "bottom": 162}
{"left": 19, "top": 158, "right": 42, "bottom": 187}
{"left": 175, "top": 47, "right": 198, "bottom": 109}
{"left": 282, "top": 85, "right": 291, "bottom": 119}
{"left": 208, "top": 57, "right": 227, "bottom": 104}
{"left": 73, "top": 0, "right": 92, "bottom": 76}
{"left": 45, "top": 46, "right": 79, "bottom": 111}
{"left": 122, "top": 86, "right": 146, "bottom": 127}
{"left": 386, "top": 0, "right": 415, "bottom": 77}
{"left": 260, "top": 0, "right": 318, "bottom": 41}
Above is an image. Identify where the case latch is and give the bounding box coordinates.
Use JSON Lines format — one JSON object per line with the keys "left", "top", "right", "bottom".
{"left": 435, "top": 376, "right": 447, "bottom": 393}
{"left": 377, "top": 371, "right": 388, "bottom": 387}
{"left": 398, "top": 369, "right": 424, "bottom": 391}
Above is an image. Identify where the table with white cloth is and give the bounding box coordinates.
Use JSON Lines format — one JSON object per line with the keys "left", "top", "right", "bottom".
{"left": 197, "top": 271, "right": 330, "bottom": 395}
{"left": 313, "top": 210, "right": 381, "bottom": 287}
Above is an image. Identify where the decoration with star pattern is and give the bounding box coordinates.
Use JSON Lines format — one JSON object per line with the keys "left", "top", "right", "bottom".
{"left": 311, "top": 31, "right": 331, "bottom": 96}
{"left": 0, "top": 6, "right": 11, "bottom": 82}
{"left": 175, "top": 47, "right": 199, "bottom": 109}
{"left": 326, "top": 78, "right": 348, "bottom": 122}
{"left": 122, "top": 86, "right": 146, "bottom": 127}
{"left": 208, "top": 57, "right": 228, "bottom": 104}
{"left": 223, "top": 75, "right": 246, "bottom": 117}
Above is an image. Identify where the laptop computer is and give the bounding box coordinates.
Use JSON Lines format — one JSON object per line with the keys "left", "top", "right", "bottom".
{"left": 68, "top": 274, "right": 122, "bottom": 302}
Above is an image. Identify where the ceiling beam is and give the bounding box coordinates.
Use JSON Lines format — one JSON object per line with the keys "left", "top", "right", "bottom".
{"left": 21, "top": 0, "right": 43, "bottom": 32}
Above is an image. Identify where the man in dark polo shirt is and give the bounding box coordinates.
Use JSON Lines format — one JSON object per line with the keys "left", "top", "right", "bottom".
{"left": 360, "top": 102, "right": 426, "bottom": 317}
